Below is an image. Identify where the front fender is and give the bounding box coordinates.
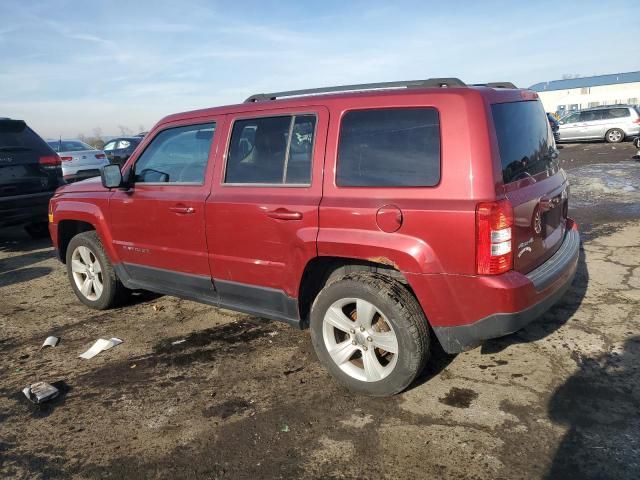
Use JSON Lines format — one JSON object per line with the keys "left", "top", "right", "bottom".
{"left": 317, "top": 228, "right": 441, "bottom": 274}
{"left": 51, "top": 194, "right": 119, "bottom": 263}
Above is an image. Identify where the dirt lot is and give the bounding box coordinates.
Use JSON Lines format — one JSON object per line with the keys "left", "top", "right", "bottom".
{"left": 1, "top": 141, "right": 639, "bottom": 479}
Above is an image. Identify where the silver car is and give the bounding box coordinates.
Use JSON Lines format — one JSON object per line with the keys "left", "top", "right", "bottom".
{"left": 47, "top": 140, "right": 109, "bottom": 182}
{"left": 557, "top": 105, "right": 640, "bottom": 143}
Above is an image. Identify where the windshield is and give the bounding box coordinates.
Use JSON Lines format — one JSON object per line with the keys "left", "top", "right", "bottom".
{"left": 492, "top": 100, "right": 558, "bottom": 184}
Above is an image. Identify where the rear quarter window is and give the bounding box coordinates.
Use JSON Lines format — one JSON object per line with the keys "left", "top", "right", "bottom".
{"left": 491, "top": 100, "right": 557, "bottom": 185}
{"left": 336, "top": 108, "right": 440, "bottom": 187}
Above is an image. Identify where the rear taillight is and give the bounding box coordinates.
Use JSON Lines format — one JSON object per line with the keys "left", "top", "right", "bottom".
{"left": 633, "top": 118, "right": 640, "bottom": 124}
{"left": 95, "top": 153, "right": 106, "bottom": 159}
{"left": 476, "top": 199, "right": 514, "bottom": 275}
{"left": 39, "top": 155, "right": 61, "bottom": 167}
{"left": 60, "top": 156, "right": 73, "bottom": 162}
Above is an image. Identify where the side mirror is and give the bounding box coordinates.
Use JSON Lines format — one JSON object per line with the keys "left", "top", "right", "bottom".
{"left": 101, "top": 164, "right": 123, "bottom": 188}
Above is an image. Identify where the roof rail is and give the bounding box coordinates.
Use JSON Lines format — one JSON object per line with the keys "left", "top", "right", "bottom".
{"left": 244, "top": 77, "right": 467, "bottom": 103}
{"left": 473, "top": 82, "right": 518, "bottom": 89}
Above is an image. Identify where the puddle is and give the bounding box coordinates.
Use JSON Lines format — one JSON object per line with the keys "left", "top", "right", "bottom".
{"left": 567, "top": 162, "right": 640, "bottom": 223}
{"left": 438, "top": 387, "right": 478, "bottom": 408}
{"left": 568, "top": 162, "right": 640, "bottom": 208}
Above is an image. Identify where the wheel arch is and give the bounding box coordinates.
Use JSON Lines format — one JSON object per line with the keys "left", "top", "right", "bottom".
{"left": 54, "top": 200, "right": 116, "bottom": 263}
{"left": 297, "top": 256, "right": 413, "bottom": 328}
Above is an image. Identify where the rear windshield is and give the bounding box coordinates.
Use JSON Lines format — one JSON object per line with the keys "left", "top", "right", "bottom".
{"left": 491, "top": 101, "right": 557, "bottom": 184}
{"left": 0, "top": 120, "right": 54, "bottom": 156}
{"left": 47, "top": 140, "right": 94, "bottom": 152}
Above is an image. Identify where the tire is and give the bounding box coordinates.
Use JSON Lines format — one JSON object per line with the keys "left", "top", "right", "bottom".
{"left": 65, "top": 231, "right": 126, "bottom": 310}
{"left": 605, "top": 128, "right": 624, "bottom": 143}
{"left": 310, "top": 272, "right": 430, "bottom": 396}
{"left": 24, "top": 222, "right": 50, "bottom": 239}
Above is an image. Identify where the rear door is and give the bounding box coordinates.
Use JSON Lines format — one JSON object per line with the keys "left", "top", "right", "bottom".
{"left": 577, "top": 109, "right": 605, "bottom": 139}
{"left": 0, "top": 119, "right": 60, "bottom": 198}
{"left": 491, "top": 100, "right": 568, "bottom": 274}
{"left": 207, "top": 107, "right": 328, "bottom": 319}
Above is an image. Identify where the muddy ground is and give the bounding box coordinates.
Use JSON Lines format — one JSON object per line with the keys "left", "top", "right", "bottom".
{"left": 1, "top": 141, "right": 639, "bottom": 479}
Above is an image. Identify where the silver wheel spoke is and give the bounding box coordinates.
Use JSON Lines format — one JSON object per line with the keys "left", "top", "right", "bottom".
{"left": 328, "top": 340, "right": 358, "bottom": 365}
{"left": 92, "top": 261, "right": 102, "bottom": 274}
{"left": 325, "top": 306, "right": 354, "bottom": 333}
{"left": 362, "top": 348, "right": 385, "bottom": 382}
{"left": 356, "top": 299, "right": 376, "bottom": 329}
{"left": 81, "top": 277, "right": 93, "bottom": 297}
{"left": 370, "top": 331, "right": 398, "bottom": 354}
{"left": 92, "top": 279, "right": 103, "bottom": 298}
{"left": 78, "top": 246, "right": 92, "bottom": 265}
{"left": 71, "top": 260, "right": 86, "bottom": 273}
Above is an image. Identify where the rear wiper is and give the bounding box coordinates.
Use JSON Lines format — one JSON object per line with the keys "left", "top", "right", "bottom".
{"left": 0, "top": 146, "right": 32, "bottom": 152}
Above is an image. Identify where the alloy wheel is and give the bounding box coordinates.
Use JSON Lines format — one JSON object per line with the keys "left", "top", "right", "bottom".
{"left": 322, "top": 297, "right": 399, "bottom": 382}
{"left": 71, "top": 245, "right": 104, "bottom": 301}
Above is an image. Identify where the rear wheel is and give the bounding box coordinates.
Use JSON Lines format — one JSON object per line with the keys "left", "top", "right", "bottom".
{"left": 605, "top": 128, "right": 624, "bottom": 143}
{"left": 310, "top": 273, "right": 430, "bottom": 396}
{"left": 66, "top": 231, "right": 126, "bottom": 309}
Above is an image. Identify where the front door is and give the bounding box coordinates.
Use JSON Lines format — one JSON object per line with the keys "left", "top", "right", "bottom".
{"left": 207, "top": 107, "right": 328, "bottom": 324}
{"left": 109, "top": 120, "right": 220, "bottom": 298}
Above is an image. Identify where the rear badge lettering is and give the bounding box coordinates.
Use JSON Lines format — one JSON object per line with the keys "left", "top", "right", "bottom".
{"left": 518, "top": 237, "right": 534, "bottom": 258}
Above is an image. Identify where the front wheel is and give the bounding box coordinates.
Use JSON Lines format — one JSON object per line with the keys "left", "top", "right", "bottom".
{"left": 66, "top": 231, "right": 127, "bottom": 309}
{"left": 605, "top": 128, "right": 624, "bottom": 143}
{"left": 310, "top": 273, "right": 430, "bottom": 396}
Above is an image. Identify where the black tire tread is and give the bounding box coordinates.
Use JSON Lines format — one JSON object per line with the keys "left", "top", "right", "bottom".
{"left": 311, "top": 271, "right": 430, "bottom": 396}
{"left": 66, "top": 231, "right": 127, "bottom": 309}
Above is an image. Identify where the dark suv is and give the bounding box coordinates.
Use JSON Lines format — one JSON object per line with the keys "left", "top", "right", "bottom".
{"left": 103, "top": 136, "right": 142, "bottom": 167}
{"left": 1, "top": 118, "right": 62, "bottom": 237}
{"left": 48, "top": 78, "right": 579, "bottom": 396}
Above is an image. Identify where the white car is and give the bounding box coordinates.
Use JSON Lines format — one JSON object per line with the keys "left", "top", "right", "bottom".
{"left": 47, "top": 140, "right": 109, "bottom": 182}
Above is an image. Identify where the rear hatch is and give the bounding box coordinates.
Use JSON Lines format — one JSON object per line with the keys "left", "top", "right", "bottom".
{"left": 491, "top": 99, "right": 568, "bottom": 274}
{"left": 0, "top": 119, "right": 62, "bottom": 197}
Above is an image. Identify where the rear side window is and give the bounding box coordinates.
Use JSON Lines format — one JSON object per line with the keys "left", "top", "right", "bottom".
{"left": 0, "top": 120, "right": 54, "bottom": 156}
{"left": 337, "top": 108, "right": 440, "bottom": 187}
{"left": 134, "top": 123, "right": 215, "bottom": 184}
{"left": 602, "top": 108, "right": 630, "bottom": 119}
{"left": 492, "top": 101, "right": 557, "bottom": 185}
{"left": 225, "top": 115, "right": 316, "bottom": 185}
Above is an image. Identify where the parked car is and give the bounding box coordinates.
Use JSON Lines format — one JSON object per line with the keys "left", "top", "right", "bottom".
{"left": 1, "top": 118, "right": 63, "bottom": 237}
{"left": 48, "top": 78, "right": 579, "bottom": 396}
{"left": 47, "top": 140, "right": 109, "bottom": 183}
{"left": 547, "top": 112, "right": 560, "bottom": 142}
{"left": 103, "top": 136, "right": 142, "bottom": 167}
{"left": 557, "top": 105, "right": 640, "bottom": 143}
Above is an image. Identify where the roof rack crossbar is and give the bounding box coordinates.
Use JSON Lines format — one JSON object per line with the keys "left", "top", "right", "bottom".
{"left": 244, "top": 77, "right": 467, "bottom": 103}
{"left": 473, "top": 82, "right": 518, "bottom": 89}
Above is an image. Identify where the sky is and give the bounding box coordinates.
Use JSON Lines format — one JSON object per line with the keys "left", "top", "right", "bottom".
{"left": 1, "top": 0, "right": 638, "bottom": 139}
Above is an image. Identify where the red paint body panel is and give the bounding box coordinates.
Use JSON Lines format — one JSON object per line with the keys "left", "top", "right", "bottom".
{"left": 48, "top": 84, "right": 577, "bottom": 333}
{"left": 206, "top": 106, "right": 329, "bottom": 297}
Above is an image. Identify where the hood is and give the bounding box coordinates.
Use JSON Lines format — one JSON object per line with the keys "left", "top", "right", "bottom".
{"left": 55, "top": 176, "right": 107, "bottom": 194}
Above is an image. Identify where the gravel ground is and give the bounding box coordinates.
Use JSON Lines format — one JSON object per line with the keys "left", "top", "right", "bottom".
{"left": 1, "top": 140, "right": 639, "bottom": 479}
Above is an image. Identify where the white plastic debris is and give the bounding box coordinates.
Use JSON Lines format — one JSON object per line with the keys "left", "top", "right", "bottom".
{"left": 23, "top": 382, "right": 59, "bottom": 404}
{"left": 41, "top": 336, "right": 59, "bottom": 348}
{"left": 79, "top": 338, "right": 123, "bottom": 359}
{"left": 171, "top": 339, "right": 186, "bottom": 345}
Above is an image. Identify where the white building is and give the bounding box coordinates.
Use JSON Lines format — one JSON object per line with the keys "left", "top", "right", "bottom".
{"left": 530, "top": 71, "right": 640, "bottom": 117}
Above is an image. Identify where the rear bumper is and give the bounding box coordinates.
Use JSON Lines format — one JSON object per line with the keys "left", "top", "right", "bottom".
{"left": 409, "top": 222, "right": 580, "bottom": 354}
{"left": 0, "top": 191, "right": 53, "bottom": 228}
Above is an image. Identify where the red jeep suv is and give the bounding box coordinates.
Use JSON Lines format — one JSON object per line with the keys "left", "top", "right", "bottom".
{"left": 49, "top": 78, "right": 579, "bottom": 396}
